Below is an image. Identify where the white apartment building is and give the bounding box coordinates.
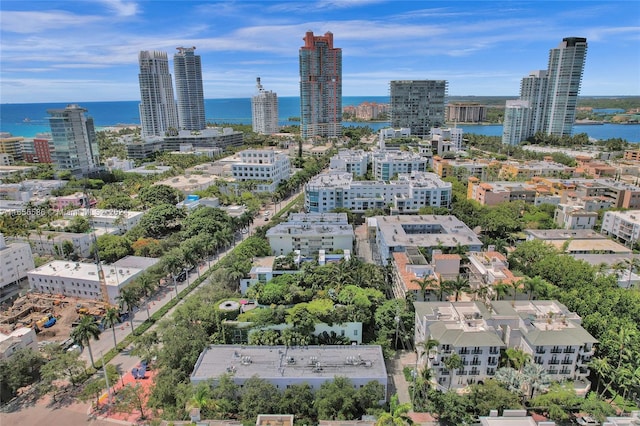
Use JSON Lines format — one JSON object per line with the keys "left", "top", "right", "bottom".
{"left": 601, "top": 210, "right": 640, "bottom": 247}
{"left": 502, "top": 100, "right": 531, "bottom": 146}
{"left": 378, "top": 127, "right": 412, "bottom": 149}
{"left": 430, "top": 127, "right": 464, "bottom": 151}
{"left": 251, "top": 77, "right": 279, "bottom": 135}
{"left": 329, "top": 149, "right": 369, "bottom": 177}
{"left": 0, "top": 327, "right": 37, "bottom": 360}
{"left": 371, "top": 150, "right": 428, "bottom": 181}
{"left": 27, "top": 260, "right": 145, "bottom": 305}
{"left": 63, "top": 208, "right": 144, "bottom": 235}
{"left": 0, "top": 234, "right": 35, "bottom": 303}
{"left": 231, "top": 149, "right": 291, "bottom": 192}
{"left": 16, "top": 230, "right": 93, "bottom": 258}
{"left": 305, "top": 171, "right": 451, "bottom": 214}
{"left": 191, "top": 345, "right": 387, "bottom": 402}
{"left": 415, "top": 300, "right": 597, "bottom": 390}
{"left": 372, "top": 215, "right": 482, "bottom": 263}
{"left": 554, "top": 204, "right": 598, "bottom": 230}
{"left": 266, "top": 213, "right": 354, "bottom": 256}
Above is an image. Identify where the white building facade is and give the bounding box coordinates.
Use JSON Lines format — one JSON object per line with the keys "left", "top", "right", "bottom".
{"left": 251, "top": 78, "right": 279, "bottom": 135}
{"left": 266, "top": 213, "right": 354, "bottom": 256}
{"left": 430, "top": 127, "right": 464, "bottom": 151}
{"left": 304, "top": 171, "right": 451, "bottom": 214}
{"left": 231, "top": 149, "right": 291, "bottom": 192}
{"left": 371, "top": 150, "right": 428, "bottom": 181}
{"left": 138, "top": 50, "right": 179, "bottom": 138}
{"left": 27, "top": 260, "right": 144, "bottom": 305}
{"left": 0, "top": 234, "right": 35, "bottom": 302}
{"left": 329, "top": 149, "right": 369, "bottom": 177}
{"left": 415, "top": 300, "right": 597, "bottom": 390}
{"left": 601, "top": 210, "right": 640, "bottom": 247}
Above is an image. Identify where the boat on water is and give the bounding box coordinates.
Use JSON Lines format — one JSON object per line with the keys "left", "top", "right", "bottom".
{"left": 23, "top": 117, "right": 31, "bottom": 122}
{"left": 575, "top": 119, "right": 604, "bottom": 125}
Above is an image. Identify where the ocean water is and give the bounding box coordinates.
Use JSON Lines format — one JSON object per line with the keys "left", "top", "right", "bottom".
{"left": 1, "top": 97, "right": 639, "bottom": 142}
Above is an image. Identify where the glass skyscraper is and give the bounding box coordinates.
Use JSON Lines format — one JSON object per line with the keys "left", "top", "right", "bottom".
{"left": 502, "top": 37, "right": 587, "bottom": 145}
{"left": 174, "top": 46, "right": 206, "bottom": 131}
{"left": 47, "top": 104, "right": 99, "bottom": 176}
{"left": 299, "top": 31, "right": 342, "bottom": 139}
{"left": 138, "top": 50, "right": 179, "bottom": 138}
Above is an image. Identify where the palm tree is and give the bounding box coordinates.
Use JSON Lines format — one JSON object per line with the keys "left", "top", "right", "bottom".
{"left": 443, "top": 353, "right": 462, "bottom": 390}
{"left": 589, "top": 357, "right": 611, "bottom": 397}
{"left": 522, "top": 276, "right": 545, "bottom": 300}
{"left": 71, "top": 314, "right": 101, "bottom": 368}
{"left": 117, "top": 285, "right": 140, "bottom": 333}
{"left": 417, "top": 338, "right": 440, "bottom": 362}
{"left": 522, "top": 363, "right": 549, "bottom": 400}
{"left": 492, "top": 282, "right": 510, "bottom": 301}
{"left": 103, "top": 306, "right": 121, "bottom": 350}
{"left": 443, "top": 276, "right": 470, "bottom": 302}
{"left": 508, "top": 279, "right": 522, "bottom": 304}
{"left": 376, "top": 394, "right": 414, "bottom": 426}
{"left": 411, "top": 275, "right": 437, "bottom": 301}
{"left": 503, "top": 348, "right": 531, "bottom": 372}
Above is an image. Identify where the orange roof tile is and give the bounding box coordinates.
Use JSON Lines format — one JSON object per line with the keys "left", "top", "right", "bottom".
{"left": 433, "top": 253, "right": 462, "bottom": 260}
{"left": 392, "top": 252, "right": 438, "bottom": 291}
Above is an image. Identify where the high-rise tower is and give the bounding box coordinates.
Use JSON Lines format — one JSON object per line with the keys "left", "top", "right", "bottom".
{"left": 138, "top": 50, "right": 179, "bottom": 138}
{"left": 174, "top": 46, "right": 206, "bottom": 131}
{"left": 299, "top": 31, "right": 342, "bottom": 139}
{"left": 543, "top": 37, "right": 588, "bottom": 137}
{"left": 47, "top": 104, "right": 99, "bottom": 176}
{"left": 390, "top": 80, "right": 447, "bottom": 137}
{"left": 502, "top": 37, "right": 587, "bottom": 145}
{"left": 251, "top": 78, "right": 279, "bottom": 135}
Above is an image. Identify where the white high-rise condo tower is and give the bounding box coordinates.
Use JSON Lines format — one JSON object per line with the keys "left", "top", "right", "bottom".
{"left": 138, "top": 51, "right": 179, "bottom": 138}
{"left": 502, "top": 37, "right": 587, "bottom": 145}
{"left": 174, "top": 46, "right": 206, "bottom": 131}
{"left": 251, "top": 78, "right": 279, "bottom": 135}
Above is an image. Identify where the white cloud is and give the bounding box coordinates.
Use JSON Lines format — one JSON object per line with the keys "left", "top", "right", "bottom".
{"left": 0, "top": 10, "right": 101, "bottom": 33}
{"left": 97, "top": 0, "right": 139, "bottom": 17}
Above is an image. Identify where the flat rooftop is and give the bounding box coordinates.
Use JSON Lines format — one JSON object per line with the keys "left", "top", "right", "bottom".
{"left": 375, "top": 215, "right": 482, "bottom": 248}
{"left": 191, "top": 345, "right": 386, "bottom": 382}
{"left": 29, "top": 260, "right": 142, "bottom": 287}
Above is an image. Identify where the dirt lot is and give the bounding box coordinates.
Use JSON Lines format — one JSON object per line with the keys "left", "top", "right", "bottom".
{"left": 0, "top": 293, "right": 109, "bottom": 344}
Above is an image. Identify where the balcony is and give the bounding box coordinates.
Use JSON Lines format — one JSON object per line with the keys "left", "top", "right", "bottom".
{"left": 470, "top": 360, "right": 482, "bottom": 366}
{"left": 489, "top": 348, "right": 499, "bottom": 355}
{"left": 560, "top": 368, "right": 571, "bottom": 375}
{"left": 535, "top": 348, "right": 546, "bottom": 354}
{"left": 471, "top": 349, "right": 483, "bottom": 355}
{"left": 550, "top": 348, "right": 562, "bottom": 354}
{"left": 549, "top": 359, "right": 560, "bottom": 365}
{"left": 561, "top": 359, "right": 573, "bottom": 365}
{"left": 563, "top": 348, "right": 576, "bottom": 354}
{"left": 548, "top": 369, "right": 559, "bottom": 375}
{"left": 469, "top": 370, "right": 480, "bottom": 376}
{"left": 459, "top": 349, "right": 470, "bottom": 355}
{"left": 488, "top": 359, "right": 498, "bottom": 366}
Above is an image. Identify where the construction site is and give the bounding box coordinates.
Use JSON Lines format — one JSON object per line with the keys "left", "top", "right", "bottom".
{"left": 0, "top": 292, "right": 113, "bottom": 344}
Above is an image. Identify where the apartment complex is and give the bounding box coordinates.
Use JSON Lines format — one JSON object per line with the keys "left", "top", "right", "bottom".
{"left": 371, "top": 215, "right": 482, "bottom": 263}
{"left": 525, "top": 229, "right": 631, "bottom": 255}
{"left": 601, "top": 210, "right": 640, "bottom": 247}
{"left": 190, "top": 345, "right": 388, "bottom": 402}
{"left": 17, "top": 230, "right": 93, "bottom": 258}
{"left": 161, "top": 128, "right": 243, "bottom": 152}
{"left": 63, "top": 208, "right": 144, "bottom": 235}
{"left": 433, "top": 157, "right": 494, "bottom": 181}
{"left": 0, "top": 328, "right": 37, "bottom": 360}
{"left": 47, "top": 104, "right": 100, "bottom": 176}
{"left": 231, "top": 149, "right": 291, "bottom": 192}
{"left": 390, "top": 80, "right": 447, "bottom": 137}
{"left": 329, "top": 149, "right": 369, "bottom": 177}
{"left": 0, "top": 135, "right": 24, "bottom": 163}
{"left": 446, "top": 102, "right": 487, "bottom": 123}
{"left": 266, "top": 213, "right": 354, "bottom": 256}
{"left": 174, "top": 46, "right": 206, "bottom": 131}
{"left": 414, "top": 300, "right": 596, "bottom": 390}
{"left": 467, "top": 179, "right": 539, "bottom": 206}
{"left": 27, "top": 260, "right": 147, "bottom": 305}
{"left": 502, "top": 38, "right": 587, "bottom": 145}
{"left": 138, "top": 50, "right": 179, "bottom": 138}
{"left": 0, "top": 234, "right": 35, "bottom": 303}
{"left": 343, "top": 102, "right": 389, "bottom": 120}
{"left": 535, "top": 177, "right": 640, "bottom": 209}
{"left": 429, "top": 127, "right": 464, "bottom": 151}
{"left": 370, "top": 150, "right": 427, "bottom": 180}
{"left": 304, "top": 171, "right": 452, "bottom": 214}
{"left": 299, "top": 31, "right": 342, "bottom": 139}
{"left": 554, "top": 204, "right": 598, "bottom": 230}
{"left": 22, "top": 135, "right": 53, "bottom": 163}
{"left": 251, "top": 77, "right": 279, "bottom": 135}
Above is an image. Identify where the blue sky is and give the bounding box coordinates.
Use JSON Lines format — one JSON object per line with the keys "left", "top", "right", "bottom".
{"left": 1, "top": 0, "right": 639, "bottom": 103}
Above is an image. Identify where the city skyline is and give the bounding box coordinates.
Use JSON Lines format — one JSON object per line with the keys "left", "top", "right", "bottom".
{"left": 1, "top": 0, "right": 639, "bottom": 103}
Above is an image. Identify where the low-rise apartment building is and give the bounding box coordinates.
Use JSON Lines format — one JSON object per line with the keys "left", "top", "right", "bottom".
{"left": 305, "top": 171, "right": 451, "bottom": 214}
{"left": 371, "top": 150, "right": 427, "bottom": 180}
{"left": 231, "top": 148, "right": 291, "bottom": 192}
{"left": 525, "top": 229, "right": 632, "bottom": 254}
{"left": 15, "top": 230, "right": 93, "bottom": 258}
{"left": 534, "top": 177, "right": 640, "bottom": 209}
{"left": 601, "top": 210, "right": 640, "bottom": 247}
{"left": 467, "top": 179, "right": 538, "bottom": 206}
{"left": 266, "top": 213, "right": 354, "bottom": 256}
{"left": 372, "top": 215, "right": 482, "bottom": 263}
{"left": 190, "top": 345, "right": 388, "bottom": 402}
{"left": 0, "top": 327, "right": 37, "bottom": 360}
{"left": 500, "top": 160, "right": 575, "bottom": 180}
{"left": 329, "top": 149, "right": 369, "bottom": 177}
{"left": 433, "top": 157, "right": 494, "bottom": 180}
{"left": 553, "top": 204, "right": 598, "bottom": 230}
{"left": 27, "top": 259, "right": 146, "bottom": 305}
{"left": 0, "top": 234, "right": 35, "bottom": 303}
{"left": 414, "top": 300, "right": 597, "bottom": 390}
{"left": 63, "top": 208, "right": 144, "bottom": 235}
{"left": 429, "top": 127, "right": 464, "bottom": 151}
